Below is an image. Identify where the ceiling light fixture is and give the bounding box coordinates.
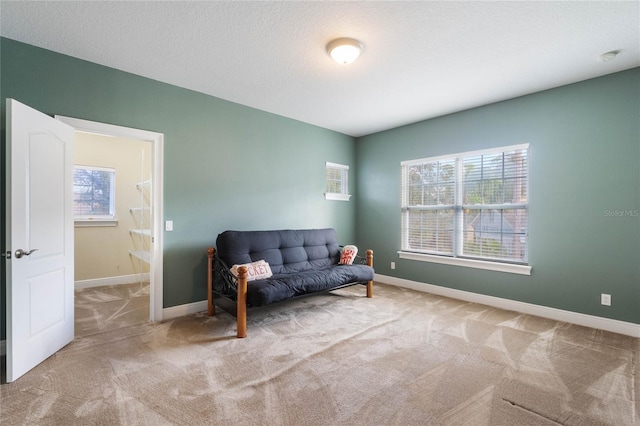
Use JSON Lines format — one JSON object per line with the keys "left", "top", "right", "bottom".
{"left": 598, "top": 50, "right": 620, "bottom": 62}
{"left": 327, "top": 38, "right": 363, "bottom": 65}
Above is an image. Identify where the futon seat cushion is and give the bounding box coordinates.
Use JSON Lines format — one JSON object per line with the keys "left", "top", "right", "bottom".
{"left": 246, "top": 264, "right": 374, "bottom": 307}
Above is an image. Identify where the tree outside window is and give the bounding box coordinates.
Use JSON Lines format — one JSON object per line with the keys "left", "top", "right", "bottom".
{"left": 73, "top": 166, "right": 116, "bottom": 220}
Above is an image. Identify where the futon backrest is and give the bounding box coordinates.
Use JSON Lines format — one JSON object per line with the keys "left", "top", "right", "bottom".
{"left": 216, "top": 228, "right": 341, "bottom": 275}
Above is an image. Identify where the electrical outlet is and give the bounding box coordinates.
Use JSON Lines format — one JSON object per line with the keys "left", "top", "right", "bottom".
{"left": 165, "top": 220, "right": 173, "bottom": 231}
{"left": 601, "top": 293, "right": 611, "bottom": 306}
{"left": 391, "top": 262, "right": 396, "bottom": 270}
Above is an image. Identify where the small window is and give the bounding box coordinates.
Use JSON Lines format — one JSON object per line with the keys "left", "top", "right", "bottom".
{"left": 73, "top": 165, "right": 116, "bottom": 225}
{"left": 325, "top": 162, "right": 351, "bottom": 201}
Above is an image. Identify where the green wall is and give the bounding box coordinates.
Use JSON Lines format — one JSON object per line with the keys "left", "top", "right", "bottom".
{"left": 355, "top": 67, "right": 640, "bottom": 324}
{"left": 0, "top": 38, "right": 358, "bottom": 339}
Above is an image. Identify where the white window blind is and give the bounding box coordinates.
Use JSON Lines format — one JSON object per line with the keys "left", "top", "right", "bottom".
{"left": 401, "top": 144, "right": 529, "bottom": 264}
{"left": 73, "top": 165, "right": 116, "bottom": 219}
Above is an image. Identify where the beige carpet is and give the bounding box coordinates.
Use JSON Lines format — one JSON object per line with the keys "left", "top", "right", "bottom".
{"left": 1, "top": 283, "right": 638, "bottom": 425}
{"left": 74, "top": 282, "right": 150, "bottom": 338}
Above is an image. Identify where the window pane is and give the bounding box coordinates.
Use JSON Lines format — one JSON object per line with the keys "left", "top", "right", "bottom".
{"left": 73, "top": 167, "right": 114, "bottom": 217}
{"left": 462, "top": 208, "right": 527, "bottom": 262}
{"left": 325, "top": 163, "right": 348, "bottom": 195}
{"left": 485, "top": 152, "right": 504, "bottom": 178}
{"left": 504, "top": 149, "right": 528, "bottom": 203}
{"left": 406, "top": 160, "right": 454, "bottom": 207}
{"left": 482, "top": 179, "right": 504, "bottom": 204}
{"left": 463, "top": 148, "right": 528, "bottom": 206}
{"left": 407, "top": 164, "right": 425, "bottom": 206}
{"left": 503, "top": 177, "right": 527, "bottom": 204}
{"left": 403, "top": 209, "right": 454, "bottom": 254}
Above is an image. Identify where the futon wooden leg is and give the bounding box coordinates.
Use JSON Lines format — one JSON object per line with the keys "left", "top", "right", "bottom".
{"left": 207, "top": 248, "right": 215, "bottom": 316}
{"left": 237, "top": 266, "right": 248, "bottom": 338}
{"left": 366, "top": 249, "right": 374, "bottom": 298}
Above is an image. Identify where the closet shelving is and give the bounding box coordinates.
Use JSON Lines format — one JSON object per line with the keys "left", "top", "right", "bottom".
{"left": 129, "top": 178, "right": 151, "bottom": 266}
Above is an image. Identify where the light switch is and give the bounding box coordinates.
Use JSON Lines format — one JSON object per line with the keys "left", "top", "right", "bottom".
{"left": 165, "top": 220, "right": 173, "bottom": 231}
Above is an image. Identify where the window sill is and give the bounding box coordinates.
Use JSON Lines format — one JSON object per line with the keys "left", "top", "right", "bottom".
{"left": 324, "top": 193, "right": 352, "bottom": 201}
{"left": 75, "top": 219, "right": 118, "bottom": 227}
{"left": 397, "top": 251, "right": 532, "bottom": 275}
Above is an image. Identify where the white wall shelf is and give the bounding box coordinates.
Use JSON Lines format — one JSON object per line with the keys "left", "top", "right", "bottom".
{"left": 136, "top": 179, "right": 151, "bottom": 189}
{"left": 129, "top": 228, "right": 152, "bottom": 237}
{"left": 129, "top": 250, "right": 151, "bottom": 264}
{"left": 129, "top": 176, "right": 151, "bottom": 268}
{"left": 129, "top": 207, "right": 151, "bottom": 213}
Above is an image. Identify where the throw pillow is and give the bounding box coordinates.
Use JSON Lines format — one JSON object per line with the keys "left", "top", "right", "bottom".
{"left": 339, "top": 245, "right": 358, "bottom": 265}
{"left": 230, "top": 260, "right": 273, "bottom": 281}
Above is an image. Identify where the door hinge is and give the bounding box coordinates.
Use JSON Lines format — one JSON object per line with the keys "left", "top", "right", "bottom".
{"left": 1, "top": 251, "right": 11, "bottom": 259}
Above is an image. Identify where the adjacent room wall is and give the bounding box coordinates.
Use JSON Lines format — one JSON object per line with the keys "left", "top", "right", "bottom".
{"left": 74, "top": 132, "right": 152, "bottom": 283}
{"left": 0, "top": 38, "right": 358, "bottom": 341}
{"left": 355, "top": 67, "right": 640, "bottom": 324}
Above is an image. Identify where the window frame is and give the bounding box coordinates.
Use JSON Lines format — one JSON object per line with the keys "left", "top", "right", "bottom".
{"left": 324, "top": 162, "right": 351, "bottom": 201}
{"left": 73, "top": 165, "right": 117, "bottom": 227}
{"left": 400, "top": 144, "right": 531, "bottom": 275}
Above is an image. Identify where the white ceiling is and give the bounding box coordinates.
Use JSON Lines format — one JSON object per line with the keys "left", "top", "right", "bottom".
{"left": 1, "top": 1, "right": 639, "bottom": 137}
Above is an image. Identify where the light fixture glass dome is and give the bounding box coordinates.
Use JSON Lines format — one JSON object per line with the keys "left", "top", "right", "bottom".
{"left": 327, "top": 38, "right": 363, "bottom": 65}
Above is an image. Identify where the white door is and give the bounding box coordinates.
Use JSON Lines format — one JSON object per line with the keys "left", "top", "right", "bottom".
{"left": 5, "top": 99, "right": 75, "bottom": 382}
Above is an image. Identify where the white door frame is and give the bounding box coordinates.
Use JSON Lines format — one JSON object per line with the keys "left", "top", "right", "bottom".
{"left": 55, "top": 116, "right": 164, "bottom": 321}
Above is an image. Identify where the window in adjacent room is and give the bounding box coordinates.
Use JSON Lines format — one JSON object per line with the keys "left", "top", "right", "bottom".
{"left": 73, "top": 165, "right": 117, "bottom": 226}
{"left": 400, "top": 144, "right": 530, "bottom": 273}
{"left": 325, "top": 162, "right": 351, "bottom": 201}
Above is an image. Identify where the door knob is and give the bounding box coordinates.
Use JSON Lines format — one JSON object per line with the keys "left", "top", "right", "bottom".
{"left": 15, "top": 249, "right": 38, "bottom": 259}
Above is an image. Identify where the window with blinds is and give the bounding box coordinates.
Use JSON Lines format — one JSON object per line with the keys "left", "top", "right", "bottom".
{"left": 325, "top": 162, "right": 351, "bottom": 201}
{"left": 401, "top": 144, "right": 529, "bottom": 264}
{"left": 73, "top": 165, "right": 116, "bottom": 220}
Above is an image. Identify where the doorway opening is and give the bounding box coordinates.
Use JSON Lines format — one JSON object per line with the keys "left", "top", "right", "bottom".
{"left": 56, "top": 116, "right": 164, "bottom": 324}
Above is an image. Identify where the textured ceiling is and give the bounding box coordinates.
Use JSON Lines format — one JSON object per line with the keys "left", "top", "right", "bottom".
{"left": 1, "top": 1, "right": 639, "bottom": 137}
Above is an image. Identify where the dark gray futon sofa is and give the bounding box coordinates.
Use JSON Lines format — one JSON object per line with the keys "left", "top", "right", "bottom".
{"left": 207, "top": 228, "right": 374, "bottom": 337}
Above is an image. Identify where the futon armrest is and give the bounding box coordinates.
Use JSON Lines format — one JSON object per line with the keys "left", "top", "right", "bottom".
{"left": 353, "top": 254, "right": 369, "bottom": 266}
{"left": 212, "top": 254, "right": 238, "bottom": 299}
{"left": 339, "top": 246, "right": 374, "bottom": 268}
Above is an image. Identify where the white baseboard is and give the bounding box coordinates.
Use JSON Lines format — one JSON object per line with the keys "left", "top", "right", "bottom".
{"left": 75, "top": 273, "right": 150, "bottom": 290}
{"left": 376, "top": 274, "right": 640, "bottom": 338}
{"left": 162, "top": 300, "right": 208, "bottom": 321}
